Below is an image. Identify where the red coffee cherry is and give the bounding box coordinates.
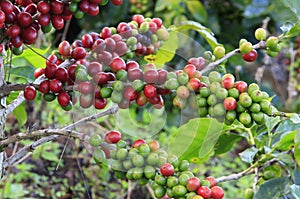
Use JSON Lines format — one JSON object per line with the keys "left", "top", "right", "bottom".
{"left": 6, "top": 24, "right": 20, "bottom": 38}
{"left": 186, "top": 177, "right": 201, "bottom": 192}
{"left": 205, "top": 176, "right": 217, "bottom": 187}
{"left": 132, "top": 139, "right": 146, "bottom": 148}
{"left": 160, "top": 163, "right": 175, "bottom": 177}
{"left": 50, "top": 0, "right": 64, "bottom": 15}
{"left": 123, "top": 86, "right": 138, "bottom": 101}
{"left": 235, "top": 81, "right": 248, "bottom": 93}
{"left": 111, "top": 0, "right": 123, "bottom": 6}
{"left": 17, "top": 12, "right": 32, "bottom": 27}
{"left": 58, "top": 91, "right": 71, "bottom": 107}
{"left": 78, "top": 81, "right": 94, "bottom": 94}
{"left": 211, "top": 186, "right": 224, "bottom": 199}
{"left": 24, "top": 85, "right": 36, "bottom": 100}
{"left": 221, "top": 74, "right": 235, "bottom": 89}
{"left": 94, "top": 97, "right": 108, "bottom": 109}
{"left": 38, "top": 80, "right": 50, "bottom": 94}
{"left": 58, "top": 40, "right": 71, "bottom": 56}
{"left": 81, "top": 34, "right": 94, "bottom": 49}
{"left": 55, "top": 67, "right": 69, "bottom": 82}
{"left": 71, "top": 47, "right": 87, "bottom": 60}
{"left": 109, "top": 57, "right": 126, "bottom": 73}
{"left": 105, "top": 130, "right": 122, "bottom": 144}
{"left": 37, "top": 1, "right": 51, "bottom": 14}
{"left": 49, "top": 79, "right": 62, "bottom": 93}
{"left": 21, "top": 26, "right": 37, "bottom": 44}
{"left": 223, "top": 97, "right": 237, "bottom": 111}
{"left": 144, "top": 69, "right": 158, "bottom": 84}
{"left": 197, "top": 186, "right": 212, "bottom": 199}
{"left": 51, "top": 15, "right": 64, "bottom": 30}
{"left": 132, "top": 14, "right": 144, "bottom": 25}
{"left": 242, "top": 49, "right": 258, "bottom": 62}
{"left": 34, "top": 68, "right": 45, "bottom": 79}
{"left": 144, "top": 84, "right": 157, "bottom": 99}
{"left": 45, "top": 64, "right": 58, "bottom": 79}
{"left": 183, "top": 64, "right": 196, "bottom": 78}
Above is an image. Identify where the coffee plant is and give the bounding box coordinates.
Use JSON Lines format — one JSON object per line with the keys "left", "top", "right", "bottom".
{"left": 0, "top": 0, "right": 300, "bottom": 198}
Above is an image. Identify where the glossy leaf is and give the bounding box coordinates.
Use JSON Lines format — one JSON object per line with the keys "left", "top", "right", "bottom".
{"left": 254, "top": 177, "right": 290, "bottom": 199}
{"left": 274, "top": 153, "right": 294, "bottom": 165}
{"left": 291, "top": 184, "right": 300, "bottom": 199}
{"left": 283, "top": 23, "right": 300, "bottom": 38}
{"left": 276, "top": 119, "right": 300, "bottom": 133}
{"left": 265, "top": 116, "right": 280, "bottom": 133}
{"left": 10, "top": 66, "right": 35, "bottom": 82}
{"left": 12, "top": 103, "right": 27, "bottom": 125}
{"left": 13, "top": 46, "right": 50, "bottom": 68}
{"left": 214, "top": 133, "right": 242, "bottom": 155}
{"left": 272, "top": 130, "right": 295, "bottom": 150}
{"left": 280, "top": 0, "right": 300, "bottom": 21}
{"left": 186, "top": 1, "right": 207, "bottom": 23}
{"left": 295, "top": 129, "right": 300, "bottom": 166}
{"left": 168, "top": 118, "right": 223, "bottom": 161}
{"left": 144, "top": 31, "right": 178, "bottom": 67}
{"left": 239, "top": 147, "right": 258, "bottom": 163}
{"left": 169, "top": 21, "right": 220, "bottom": 49}
{"left": 295, "top": 168, "right": 300, "bottom": 185}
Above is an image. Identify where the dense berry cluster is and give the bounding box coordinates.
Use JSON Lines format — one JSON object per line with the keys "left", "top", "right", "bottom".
{"left": 196, "top": 71, "right": 273, "bottom": 126}
{"left": 129, "top": 0, "right": 153, "bottom": 16}
{"left": 90, "top": 131, "right": 224, "bottom": 199}
{"left": 25, "top": 15, "right": 169, "bottom": 110}
{"left": 0, "top": 0, "right": 123, "bottom": 54}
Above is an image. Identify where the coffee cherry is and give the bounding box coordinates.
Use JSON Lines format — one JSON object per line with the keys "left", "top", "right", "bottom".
{"left": 244, "top": 188, "right": 254, "bottom": 199}
{"left": 213, "top": 46, "right": 225, "bottom": 59}
{"left": 144, "top": 69, "right": 158, "bottom": 84}
{"left": 242, "top": 49, "right": 258, "bottom": 62}
{"left": 144, "top": 84, "right": 157, "bottom": 98}
{"left": 71, "top": 47, "right": 87, "bottom": 60}
{"left": 221, "top": 74, "right": 235, "bottom": 89}
{"left": 186, "top": 177, "right": 201, "bottom": 192}
{"left": 55, "top": 67, "right": 69, "bottom": 82}
{"left": 57, "top": 91, "right": 71, "bottom": 107}
{"left": 80, "top": 93, "right": 93, "bottom": 108}
{"left": 109, "top": 57, "right": 126, "bottom": 73}
{"left": 205, "top": 176, "right": 217, "bottom": 187}
{"left": 197, "top": 186, "right": 212, "bottom": 199}
{"left": 24, "top": 85, "right": 36, "bottom": 100}
{"left": 239, "top": 112, "right": 252, "bottom": 126}
{"left": 132, "top": 139, "right": 146, "bottom": 148}
{"left": 160, "top": 163, "right": 174, "bottom": 177}
{"left": 239, "top": 93, "right": 252, "bottom": 108}
{"left": 239, "top": 41, "right": 252, "bottom": 54}
{"left": 266, "top": 36, "right": 279, "bottom": 50}
{"left": 255, "top": 28, "right": 267, "bottom": 41}
{"left": 184, "top": 64, "right": 196, "bottom": 78}
{"left": 58, "top": 41, "right": 71, "bottom": 56}
{"left": 224, "top": 97, "right": 237, "bottom": 111}
{"left": 211, "top": 186, "right": 224, "bottom": 199}
{"left": 144, "top": 165, "right": 156, "bottom": 179}
{"left": 89, "top": 134, "right": 103, "bottom": 147}
{"left": 94, "top": 98, "right": 108, "bottom": 109}
{"left": 235, "top": 81, "right": 247, "bottom": 93}
{"left": 176, "top": 86, "right": 190, "bottom": 99}
{"left": 49, "top": 79, "right": 62, "bottom": 93}
{"left": 105, "top": 130, "right": 122, "bottom": 144}
{"left": 78, "top": 81, "right": 93, "bottom": 94}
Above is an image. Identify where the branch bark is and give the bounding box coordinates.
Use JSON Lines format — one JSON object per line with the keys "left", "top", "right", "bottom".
{"left": 3, "top": 104, "right": 119, "bottom": 169}
{"left": 0, "top": 52, "right": 5, "bottom": 178}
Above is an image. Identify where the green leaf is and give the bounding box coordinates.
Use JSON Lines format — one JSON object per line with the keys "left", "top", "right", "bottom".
{"left": 185, "top": 1, "right": 207, "bottom": 23}
{"left": 276, "top": 119, "right": 300, "bottom": 133}
{"left": 12, "top": 103, "right": 27, "bottom": 125}
{"left": 282, "top": 22, "right": 300, "bottom": 38}
{"left": 144, "top": 31, "right": 178, "bottom": 67}
{"left": 295, "top": 168, "right": 300, "bottom": 185}
{"left": 280, "top": 0, "right": 300, "bottom": 21}
{"left": 254, "top": 177, "right": 290, "bottom": 199}
{"left": 265, "top": 116, "right": 281, "bottom": 133}
{"left": 272, "top": 130, "right": 295, "bottom": 150}
{"left": 291, "top": 184, "right": 300, "bottom": 199}
{"left": 169, "top": 21, "right": 220, "bottom": 49}
{"left": 274, "top": 153, "right": 294, "bottom": 165}
{"left": 239, "top": 147, "right": 258, "bottom": 163}
{"left": 295, "top": 129, "right": 300, "bottom": 166}
{"left": 116, "top": 107, "right": 167, "bottom": 138}
{"left": 168, "top": 118, "right": 223, "bottom": 161}
{"left": 41, "top": 150, "right": 59, "bottom": 162}
{"left": 13, "top": 46, "right": 50, "bottom": 68}
{"left": 214, "top": 133, "right": 242, "bottom": 155}
{"left": 10, "top": 65, "right": 35, "bottom": 81}
{"left": 291, "top": 113, "right": 300, "bottom": 124}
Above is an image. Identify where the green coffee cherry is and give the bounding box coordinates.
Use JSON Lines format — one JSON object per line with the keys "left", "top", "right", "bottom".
{"left": 213, "top": 46, "right": 226, "bottom": 59}
{"left": 89, "top": 134, "right": 103, "bottom": 147}
{"left": 255, "top": 28, "right": 267, "bottom": 41}
{"left": 239, "top": 41, "right": 253, "bottom": 54}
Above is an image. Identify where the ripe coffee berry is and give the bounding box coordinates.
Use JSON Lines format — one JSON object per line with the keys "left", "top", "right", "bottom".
{"left": 242, "top": 49, "right": 258, "bottom": 62}
{"left": 94, "top": 97, "right": 108, "bottom": 109}
{"left": 205, "top": 176, "right": 217, "bottom": 187}
{"left": 211, "top": 186, "right": 224, "bottom": 199}
{"left": 197, "top": 186, "right": 212, "bottom": 199}
{"left": 105, "top": 130, "right": 122, "bottom": 144}
{"left": 132, "top": 139, "right": 146, "bottom": 148}
{"left": 109, "top": 57, "right": 126, "bottom": 73}
{"left": 24, "top": 86, "right": 36, "bottom": 100}
{"left": 144, "top": 84, "right": 157, "bottom": 98}
{"left": 224, "top": 97, "right": 237, "bottom": 111}
{"left": 39, "top": 80, "right": 50, "bottom": 94}
{"left": 186, "top": 177, "right": 201, "bottom": 192}
{"left": 71, "top": 47, "right": 87, "bottom": 60}
{"left": 49, "top": 79, "right": 62, "bottom": 93}
{"left": 57, "top": 91, "right": 71, "bottom": 107}
{"left": 34, "top": 68, "right": 45, "bottom": 79}
{"left": 160, "top": 163, "right": 175, "bottom": 177}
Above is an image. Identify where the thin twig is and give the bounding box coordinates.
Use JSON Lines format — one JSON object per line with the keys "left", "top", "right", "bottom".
{"left": 3, "top": 105, "right": 119, "bottom": 169}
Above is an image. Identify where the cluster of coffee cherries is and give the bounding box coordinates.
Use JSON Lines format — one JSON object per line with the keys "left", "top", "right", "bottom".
{"left": 69, "top": 0, "right": 123, "bottom": 19}
{"left": 24, "top": 15, "right": 169, "bottom": 110}
{"left": 238, "top": 28, "right": 282, "bottom": 62}
{"left": 196, "top": 71, "right": 273, "bottom": 126}
{"left": 129, "top": 0, "right": 153, "bottom": 16}
{"left": 90, "top": 130, "right": 224, "bottom": 199}
{"left": 0, "top": 0, "right": 123, "bottom": 55}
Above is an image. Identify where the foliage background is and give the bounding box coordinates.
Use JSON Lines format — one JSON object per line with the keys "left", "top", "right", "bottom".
{"left": 1, "top": 0, "right": 300, "bottom": 198}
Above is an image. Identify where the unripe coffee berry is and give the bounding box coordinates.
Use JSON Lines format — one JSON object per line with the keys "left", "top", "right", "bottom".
{"left": 213, "top": 46, "right": 225, "bottom": 59}
{"left": 255, "top": 28, "right": 267, "bottom": 41}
